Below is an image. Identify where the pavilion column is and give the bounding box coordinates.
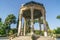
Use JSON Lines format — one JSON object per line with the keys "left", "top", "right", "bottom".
{"left": 43, "top": 14, "right": 47, "bottom": 37}
{"left": 30, "top": 7, "right": 34, "bottom": 35}
{"left": 17, "top": 10, "right": 22, "bottom": 36}
{"left": 38, "top": 18, "right": 41, "bottom": 35}
{"left": 24, "top": 18, "right": 26, "bottom": 36}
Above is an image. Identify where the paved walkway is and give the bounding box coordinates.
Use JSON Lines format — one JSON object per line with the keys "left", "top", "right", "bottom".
{"left": 11, "top": 36, "right": 55, "bottom": 40}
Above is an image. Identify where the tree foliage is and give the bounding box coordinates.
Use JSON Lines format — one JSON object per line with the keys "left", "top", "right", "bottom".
{"left": 54, "top": 27, "right": 60, "bottom": 34}
{"left": 46, "top": 21, "right": 50, "bottom": 29}
{"left": 0, "top": 29, "right": 6, "bottom": 35}
{"left": 0, "top": 14, "right": 16, "bottom": 36}
{"left": 56, "top": 15, "right": 60, "bottom": 19}
{"left": 8, "top": 30, "right": 13, "bottom": 36}
{"left": 4, "top": 14, "right": 16, "bottom": 35}
{"left": 5, "top": 14, "right": 16, "bottom": 25}
{"left": 4, "top": 14, "right": 16, "bottom": 29}
{"left": 0, "top": 18, "right": 1, "bottom": 22}
{"left": 26, "top": 19, "right": 31, "bottom": 33}
{"left": 0, "top": 18, "right": 6, "bottom": 35}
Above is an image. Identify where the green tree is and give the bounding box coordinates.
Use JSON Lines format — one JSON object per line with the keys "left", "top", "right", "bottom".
{"left": 0, "top": 19, "right": 2, "bottom": 28}
{"left": 57, "top": 15, "right": 60, "bottom": 19}
{"left": 0, "top": 18, "right": 1, "bottom": 22}
{"left": 46, "top": 21, "right": 50, "bottom": 29}
{"left": 0, "top": 18, "right": 6, "bottom": 36}
{"left": 8, "top": 30, "right": 13, "bottom": 36}
{"left": 5, "top": 14, "right": 16, "bottom": 25}
{"left": 4, "top": 14, "right": 16, "bottom": 35}
{"left": 46, "top": 21, "right": 52, "bottom": 36}
{"left": 55, "top": 15, "right": 60, "bottom": 35}
{"left": 0, "top": 28, "right": 6, "bottom": 35}
{"left": 5, "top": 14, "right": 16, "bottom": 28}
{"left": 26, "top": 19, "right": 31, "bottom": 33}
{"left": 54, "top": 27, "right": 60, "bottom": 34}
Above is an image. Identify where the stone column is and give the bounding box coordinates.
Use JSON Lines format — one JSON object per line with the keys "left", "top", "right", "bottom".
{"left": 38, "top": 18, "right": 41, "bottom": 35}
{"left": 43, "top": 14, "right": 47, "bottom": 37}
{"left": 17, "top": 10, "right": 22, "bottom": 36}
{"left": 24, "top": 18, "right": 26, "bottom": 36}
{"left": 31, "top": 7, "right": 34, "bottom": 35}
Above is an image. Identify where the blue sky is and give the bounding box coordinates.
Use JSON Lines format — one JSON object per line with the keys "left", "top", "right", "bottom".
{"left": 0, "top": 0, "right": 60, "bottom": 30}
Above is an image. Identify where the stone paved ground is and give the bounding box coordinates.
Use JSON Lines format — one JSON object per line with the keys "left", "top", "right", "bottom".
{"left": 11, "top": 36, "right": 32, "bottom": 40}
{"left": 37, "top": 36, "right": 55, "bottom": 40}
{"left": 11, "top": 36, "right": 55, "bottom": 40}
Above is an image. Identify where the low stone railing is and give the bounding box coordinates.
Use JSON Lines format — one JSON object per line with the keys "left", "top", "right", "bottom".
{"left": 53, "top": 34, "right": 60, "bottom": 38}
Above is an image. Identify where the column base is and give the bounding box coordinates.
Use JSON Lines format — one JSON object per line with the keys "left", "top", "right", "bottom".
{"left": 44, "top": 31, "right": 47, "bottom": 37}
{"left": 24, "top": 33, "right": 25, "bottom": 36}
{"left": 31, "top": 32, "right": 34, "bottom": 35}
{"left": 17, "top": 33, "right": 19, "bottom": 36}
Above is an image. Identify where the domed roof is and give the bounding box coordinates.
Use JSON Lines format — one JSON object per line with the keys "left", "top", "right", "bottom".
{"left": 23, "top": 1, "right": 43, "bottom": 6}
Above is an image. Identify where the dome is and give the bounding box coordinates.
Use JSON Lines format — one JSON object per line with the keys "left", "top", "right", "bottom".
{"left": 23, "top": 1, "right": 43, "bottom": 6}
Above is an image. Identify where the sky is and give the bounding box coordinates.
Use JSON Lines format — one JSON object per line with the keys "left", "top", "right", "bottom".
{"left": 0, "top": 0, "right": 60, "bottom": 30}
